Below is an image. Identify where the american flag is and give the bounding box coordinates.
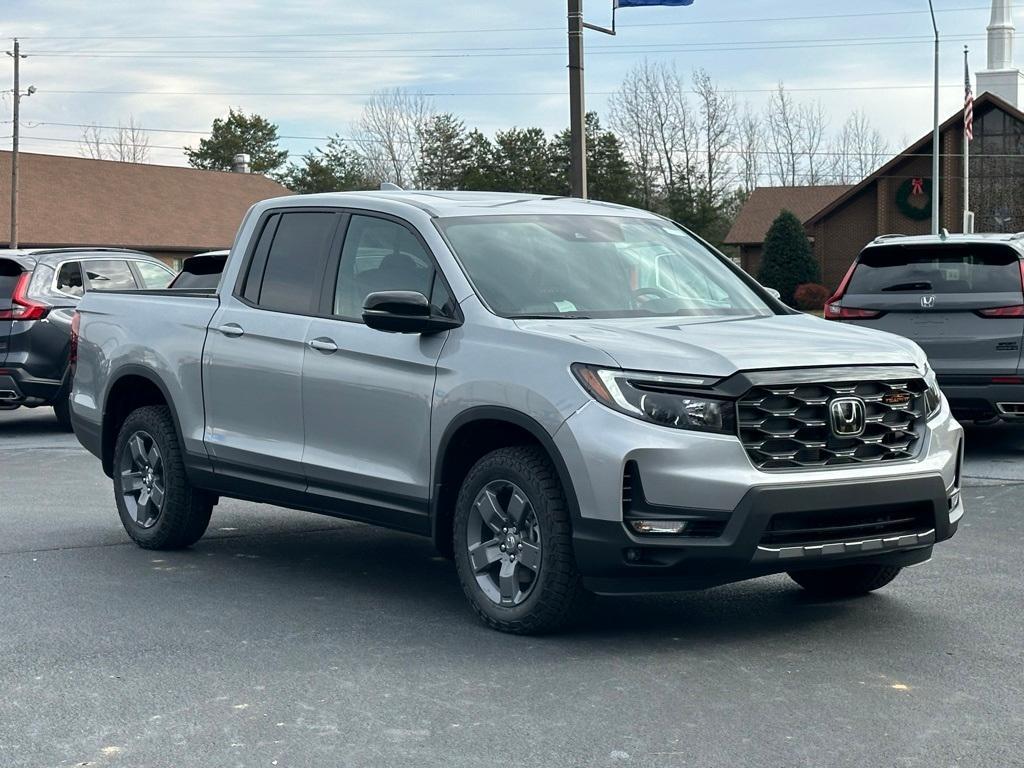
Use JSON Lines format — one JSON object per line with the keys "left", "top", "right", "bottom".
{"left": 965, "top": 53, "right": 974, "bottom": 142}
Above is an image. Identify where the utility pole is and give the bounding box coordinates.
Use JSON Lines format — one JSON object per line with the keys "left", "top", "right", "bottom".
{"left": 567, "top": 0, "right": 587, "bottom": 198}
{"left": 6, "top": 39, "right": 27, "bottom": 249}
{"left": 928, "top": 1, "right": 941, "bottom": 235}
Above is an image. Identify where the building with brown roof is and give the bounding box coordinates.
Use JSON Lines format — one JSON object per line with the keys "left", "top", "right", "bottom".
{"left": 724, "top": 185, "right": 851, "bottom": 278}
{"left": 0, "top": 151, "right": 290, "bottom": 266}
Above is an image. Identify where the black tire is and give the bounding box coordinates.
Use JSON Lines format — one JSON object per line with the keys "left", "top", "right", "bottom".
{"left": 788, "top": 564, "right": 902, "bottom": 598}
{"left": 52, "top": 394, "right": 73, "bottom": 432}
{"left": 112, "top": 405, "right": 213, "bottom": 550}
{"left": 453, "top": 445, "right": 589, "bottom": 634}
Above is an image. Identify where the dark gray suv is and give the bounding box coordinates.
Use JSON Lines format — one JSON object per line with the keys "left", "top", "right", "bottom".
{"left": 826, "top": 233, "right": 1024, "bottom": 423}
{"left": 0, "top": 248, "right": 174, "bottom": 429}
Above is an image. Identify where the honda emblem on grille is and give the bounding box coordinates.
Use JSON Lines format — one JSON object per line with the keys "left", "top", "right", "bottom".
{"left": 829, "top": 397, "right": 866, "bottom": 437}
{"left": 921, "top": 295, "right": 936, "bottom": 308}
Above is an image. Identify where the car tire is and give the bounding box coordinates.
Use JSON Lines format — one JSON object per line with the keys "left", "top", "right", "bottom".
{"left": 788, "top": 564, "right": 902, "bottom": 598}
{"left": 453, "top": 445, "right": 590, "bottom": 634}
{"left": 52, "top": 394, "right": 73, "bottom": 432}
{"left": 112, "top": 405, "right": 213, "bottom": 550}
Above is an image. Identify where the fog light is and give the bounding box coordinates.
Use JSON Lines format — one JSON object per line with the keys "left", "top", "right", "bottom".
{"left": 948, "top": 490, "right": 961, "bottom": 510}
{"left": 629, "top": 519, "right": 689, "bottom": 535}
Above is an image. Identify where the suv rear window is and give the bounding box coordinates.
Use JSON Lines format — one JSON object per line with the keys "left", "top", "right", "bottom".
{"left": 849, "top": 244, "right": 1023, "bottom": 295}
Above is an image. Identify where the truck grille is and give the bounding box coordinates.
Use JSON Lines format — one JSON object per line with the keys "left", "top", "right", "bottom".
{"left": 760, "top": 502, "right": 933, "bottom": 547}
{"left": 738, "top": 377, "right": 928, "bottom": 470}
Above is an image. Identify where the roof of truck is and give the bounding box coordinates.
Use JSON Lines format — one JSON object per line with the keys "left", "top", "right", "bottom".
{"left": 254, "top": 190, "right": 658, "bottom": 219}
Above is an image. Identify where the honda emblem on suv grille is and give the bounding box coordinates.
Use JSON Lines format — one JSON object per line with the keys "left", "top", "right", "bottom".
{"left": 921, "top": 295, "right": 936, "bottom": 308}
{"left": 829, "top": 397, "right": 866, "bottom": 437}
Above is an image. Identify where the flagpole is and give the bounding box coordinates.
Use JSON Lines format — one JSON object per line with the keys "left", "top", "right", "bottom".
{"left": 929, "top": 0, "right": 940, "bottom": 236}
{"left": 963, "top": 45, "right": 972, "bottom": 233}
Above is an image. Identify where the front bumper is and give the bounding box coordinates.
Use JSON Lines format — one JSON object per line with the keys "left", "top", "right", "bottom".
{"left": 553, "top": 398, "right": 964, "bottom": 594}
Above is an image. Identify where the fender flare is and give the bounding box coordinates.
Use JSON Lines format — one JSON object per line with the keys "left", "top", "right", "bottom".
{"left": 430, "top": 406, "right": 582, "bottom": 549}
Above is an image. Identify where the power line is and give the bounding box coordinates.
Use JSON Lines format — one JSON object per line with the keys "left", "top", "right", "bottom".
{"left": 30, "top": 83, "right": 973, "bottom": 98}
{"left": 15, "top": 5, "right": 990, "bottom": 40}
{"left": 26, "top": 35, "right": 989, "bottom": 60}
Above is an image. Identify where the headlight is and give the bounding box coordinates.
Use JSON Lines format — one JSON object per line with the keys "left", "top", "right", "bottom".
{"left": 923, "top": 364, "right": 942, "bottom": 417}
{"left": 571, "top": 364, "right": 735, "bottom": 434}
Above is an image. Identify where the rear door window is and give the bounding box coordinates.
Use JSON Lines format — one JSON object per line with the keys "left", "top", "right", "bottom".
{"left": 849, "top": 244, "right": 1023, "bottom": 296}
{"left": 83, "top": 260, "right": 139, "bottom": 291}
{"left": 56, "top": 261, "right": 85, "bottom": 297}
{"left": 250, "top": 211, "right": 339, "bottom": 314}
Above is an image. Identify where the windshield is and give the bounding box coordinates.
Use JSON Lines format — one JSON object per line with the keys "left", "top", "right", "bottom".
{"left": 436, "top": 215, "right": 773, "bottom": 319}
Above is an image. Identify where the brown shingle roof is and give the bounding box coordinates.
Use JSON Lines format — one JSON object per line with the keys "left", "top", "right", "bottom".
{"left": 0, "top": 151, "right": 291, "bottom": 251}
{"left": 724, "top": 185, "right": 852, "bottom": 245}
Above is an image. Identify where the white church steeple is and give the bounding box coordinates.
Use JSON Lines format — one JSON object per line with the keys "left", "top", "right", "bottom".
{"left": 977, "top": 0, "right": 1024, "bottom": 106}
{"left": 988, "top": 0, "right": 1015, "bottom": 69}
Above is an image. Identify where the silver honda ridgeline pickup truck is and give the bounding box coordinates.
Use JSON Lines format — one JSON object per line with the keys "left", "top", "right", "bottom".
{"left": 71, "top": 192, "right": 964, "bottom": 634}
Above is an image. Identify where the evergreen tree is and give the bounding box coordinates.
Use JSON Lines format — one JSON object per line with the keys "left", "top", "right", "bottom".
{"left": 415, "top": 113, "right": 471, "bottom": 189}
{"left": 458, "top": 130, "right": 498, "bottom": 190}
{"left": 279, "top": 135, "right": 370, "bottom": 194}
{"left": 185, "top": 108, "right": 288, "bottom": 175}
{"left": 552, "top": 113, "right": 635, "bottom": 205}
{"left": 490, "top": 127, "right": 558, "bottom": 194}
{"left": 757, "top": 210, "right": 821, "bottom": 306}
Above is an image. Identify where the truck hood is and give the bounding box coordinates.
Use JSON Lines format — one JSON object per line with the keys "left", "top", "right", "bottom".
{"left": 514, "top": 313, "right": 925, "bottom": 378}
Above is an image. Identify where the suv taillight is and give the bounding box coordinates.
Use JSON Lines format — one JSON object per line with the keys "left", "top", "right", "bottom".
{"left": 0, "top": 272, "right": 48, "bottom": 321}
{"left": 69, "top": 311, "right": 81, "bottom": 372}
{"left": 822, "top": 261, "right": 881, "bottom": 320}
{"left": 976, "top": 261, "right": 1024, "bottom": 318}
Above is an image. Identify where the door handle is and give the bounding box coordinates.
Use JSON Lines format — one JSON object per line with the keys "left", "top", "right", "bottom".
{"left": 216, "top": 323, "right": 244, "bottom": 338}
{"left": 308, "top": 337, "right": 338, "bottom": 353}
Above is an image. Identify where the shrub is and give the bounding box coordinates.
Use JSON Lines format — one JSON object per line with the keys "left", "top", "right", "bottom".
{"left": 757, "top": 210, "right": 821, "bottom": 306}
{"left": 794, "top": 283, "right": 830, "bottom": 311}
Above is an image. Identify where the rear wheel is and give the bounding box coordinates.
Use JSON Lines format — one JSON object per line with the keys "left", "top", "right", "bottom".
{"left": 453, "top": 445, "right": 589, "bottom": 634}
{"left": 113, "top": 405, "right": 212, "bottom": 550}
{"left": 52, "top": 394, "right": 73, "bottom": 432}
{"left": 788, "top": 564, "right": 902, "bottom": 598}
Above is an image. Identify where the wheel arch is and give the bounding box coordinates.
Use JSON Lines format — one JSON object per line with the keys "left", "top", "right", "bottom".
{"left": 100, "top": 366, "right": 184, "bottom": 477}
{"left": 431, "top": 406, "right": 581, "bottom": 557}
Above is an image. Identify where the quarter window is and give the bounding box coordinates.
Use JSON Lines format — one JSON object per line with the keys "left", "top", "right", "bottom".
{"left": 83, "top": 260, "right": 138, "bottom": 291}
{"left": 134, "top": 261, "right": 175, "bottom": 289}
{"left": 56, "top": 261, "right": 85, "bottom": 297}
{"left": 333, "top": 215, "right": 435, "bottom": 319}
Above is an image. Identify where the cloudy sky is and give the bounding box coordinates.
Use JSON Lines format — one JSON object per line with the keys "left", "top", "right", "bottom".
{"left": 1, "top": 1, "right": 1003, "bottom": 169}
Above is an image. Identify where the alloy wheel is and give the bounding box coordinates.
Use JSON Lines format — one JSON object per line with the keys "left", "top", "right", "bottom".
{"left": 119, "top": 430, "right": 165, "bottom": 529}
{"left": 466, "top": 480, "right": 542, "bottom": 606}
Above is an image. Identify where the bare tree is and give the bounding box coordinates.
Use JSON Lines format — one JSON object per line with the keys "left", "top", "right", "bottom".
{"left": 80, "top": 124, "right": 106, "bottom": 160}
{"left": 354, "top": 88, "right": 434, "bottom": 187}
{"left": 764, "top": 83, "right": 802, "bottom": 186}
{"left": 692, "top": 68, "right": 735, "bottom": 201}
{"left": 608, "top": 63, "right": 661, "bottom": 207}
{"left": 78, "top": 116, "right": 150, "bottom": 163}
{"left": 830, "top": 110, "right": 891, "bottom": 183}
{"left": 735, "top": 104, "right": 764, "bottom": 193}
{"left": 798, "top": 101, "right": 829, "bottom": 185}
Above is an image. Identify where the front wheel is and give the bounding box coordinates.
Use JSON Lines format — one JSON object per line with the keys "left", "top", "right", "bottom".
{"left": 788, "top": 564, "right": 902, "bottom": 598}
{"left": 453, "top": 446, "right": 589, "bottom": 634}
{"left": 112, "top": 405, "right": 213, "bottom": 550}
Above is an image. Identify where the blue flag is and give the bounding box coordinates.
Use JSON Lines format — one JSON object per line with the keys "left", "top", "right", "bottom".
{"left": 615, "top": 0, "right": 694, "bottom": 7}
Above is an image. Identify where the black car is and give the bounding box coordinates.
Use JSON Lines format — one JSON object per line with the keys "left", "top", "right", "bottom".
{"left": 0, "top": 248, "right": 175, "bottom": 430}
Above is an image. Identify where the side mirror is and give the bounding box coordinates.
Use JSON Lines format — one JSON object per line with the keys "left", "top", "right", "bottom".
{"left": 763, "top": 287, "right": 781, "bottom": 300}
{"left": 362, "top": 291, "right": 461, "bottom": 334}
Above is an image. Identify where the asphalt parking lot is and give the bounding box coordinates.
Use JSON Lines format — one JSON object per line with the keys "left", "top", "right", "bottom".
{"left": 1, "top": 407, "right": 1022, "bottom": 768}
